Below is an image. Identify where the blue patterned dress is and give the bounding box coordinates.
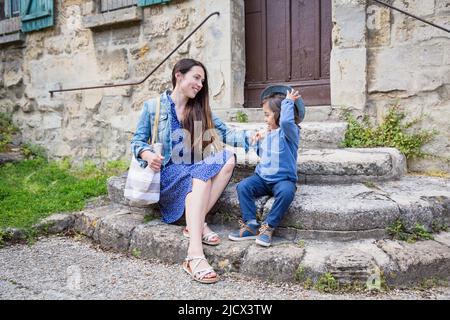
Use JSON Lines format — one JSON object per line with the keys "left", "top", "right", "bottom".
{"left": 158, "top": 97, "right": 233, "bottom": 223}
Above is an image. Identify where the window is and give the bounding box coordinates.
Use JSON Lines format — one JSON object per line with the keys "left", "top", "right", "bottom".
{"left": 100, "top": 0, "right": 137, "bottom": 13}
{"left": 1, "top": 0, "right": 20, "bottom": 21}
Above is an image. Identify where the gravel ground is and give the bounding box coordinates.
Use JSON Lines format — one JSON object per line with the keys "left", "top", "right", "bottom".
{"left": 0, "top": 235, "right": 449, "bottom": 300}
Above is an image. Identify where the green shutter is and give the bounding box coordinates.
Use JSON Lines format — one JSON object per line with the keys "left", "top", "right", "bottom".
{"left": 20, "top": 0, "right": 54, "bottom": 33}
{"left": 137, "top": 0, "right": 171, "bottom": 8}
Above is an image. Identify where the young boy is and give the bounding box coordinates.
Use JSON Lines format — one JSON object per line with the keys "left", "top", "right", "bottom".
{"left": 228, "top": 85, "right": 305, "bottom": 247}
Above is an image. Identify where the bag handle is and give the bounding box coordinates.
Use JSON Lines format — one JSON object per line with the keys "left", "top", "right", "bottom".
{"left": 151, "top": 97, "right": 161, "bottom": 145}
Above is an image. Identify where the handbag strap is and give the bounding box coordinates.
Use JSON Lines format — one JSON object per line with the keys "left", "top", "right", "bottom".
{"left": 151, "top": 96, "right": 161, "bottom": 145}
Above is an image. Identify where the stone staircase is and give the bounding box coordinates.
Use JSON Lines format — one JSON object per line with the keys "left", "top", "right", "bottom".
{"left": 35, "top": 118, "right": 450, "bottom": 288}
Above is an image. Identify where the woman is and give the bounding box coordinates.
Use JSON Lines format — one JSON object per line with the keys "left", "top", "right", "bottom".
{"left": 131, "top": 59, "right": 251, "bottom": 284}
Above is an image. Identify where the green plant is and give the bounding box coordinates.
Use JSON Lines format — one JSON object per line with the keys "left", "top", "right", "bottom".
{"left": 0, "top": 230, "right": 6, "bottom": 248}
{"left": 342, "top": 106, "right": 437, "bottom": 160}
{"left": 303, "top": 277, "right": 314, "bottom": 290}
{"left": 387, "top": 219, "right": 434, "bottom": 243}
{"left": 21, "top": 143, "right": 47, "bottom": 160}
{"left": 295, "top": 265, "right": 307, "bottom": 282}
{"left": 411, "top": 223, "right": 434, "bottom": 241}
{"left": 0, "top": 158, "right": 126, "bottom": 230}
{"left": 431, "top": 221, "right": 449, "bottom": 233}
{"left": 315, "top": 272, "right": 339, "bottom": 293}
{"left": 0, "top": 112, "right": 19, "bottom": 152}
{"left": 131, "top": 248, "right": 141, "bottom": 258}
{"left": 235, "top": 111, "right": 248, "bottom": 123}
{"left": 143, "top": 215, "right": 157, "bottom": 224}
{"left": 296, "top": 240, "right": 305, "bottom": 248}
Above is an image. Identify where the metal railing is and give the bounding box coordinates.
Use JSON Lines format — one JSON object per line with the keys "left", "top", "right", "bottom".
{"left": 371, "top": 0, "right": 449, "bottom": 34}
{"left": 49, "top": 1, "right": 448, "bottom": 96}
{"left": 49, "top": 11, "right": 220, "bottom": 97}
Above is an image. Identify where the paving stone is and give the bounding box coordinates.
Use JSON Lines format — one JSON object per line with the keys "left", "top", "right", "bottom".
{"left": 241, "top": 244, "right": 305, "bottom": 282}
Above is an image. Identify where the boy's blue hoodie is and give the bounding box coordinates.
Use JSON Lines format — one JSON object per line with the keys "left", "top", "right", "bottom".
{"left": 255, "top": 98, "right": 300, "bottom": 183}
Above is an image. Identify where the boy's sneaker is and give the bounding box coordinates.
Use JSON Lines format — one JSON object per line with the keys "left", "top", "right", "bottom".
{"left": 255, "top": 223, "right": 274, "bottom": 247}
{"left": 228, "top": 220, "right": 260, "bottom": 241}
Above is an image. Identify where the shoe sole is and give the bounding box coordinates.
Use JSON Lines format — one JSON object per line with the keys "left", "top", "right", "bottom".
{"left": 255, "top": 238, "right": 271, "bottom": 247}
{"left": 183, "top": 229, "right": 221, "bottom": 246}
{"left": 228, "top": 235, "right": 257, "bottom": 241}
{"left": 182, "top": 262, "right": 219, "bottom": 284}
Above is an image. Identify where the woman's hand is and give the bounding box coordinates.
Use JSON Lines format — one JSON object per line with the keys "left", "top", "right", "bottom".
{"left": 251, "top": 129, "right": 267, "bottom": 145}
{"left": 141, "top": 150, "right": 164, "bottom": 172}
{"left": 286, "top": 89, "right": 301, "bottom": 102}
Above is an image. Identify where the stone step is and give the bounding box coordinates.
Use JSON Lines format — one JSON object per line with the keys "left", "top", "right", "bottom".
{"left": 232, "top": 147, "right": 407, "bottom": 184}
{"left": 0, "top": 150, "right": 25, "bottom": 165}
{"left": 107, "top": 175, "right": 450, "bottom": 241}
{"left": 214, "top": 106, "right": 338, "bottom": 123}
{"left": 38, "top": 208, "right": 450, "bottom": 288}
{"left": 226, "top": 121, "right": 347, "bottom": 149}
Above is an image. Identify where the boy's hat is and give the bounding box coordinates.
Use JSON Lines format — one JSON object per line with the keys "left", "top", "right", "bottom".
{"left": 260, "top": 84, "right": 306, "bottom": 122}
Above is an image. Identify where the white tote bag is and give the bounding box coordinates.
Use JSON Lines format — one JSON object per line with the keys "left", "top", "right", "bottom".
{"left": 124, "top": 97, "right": 162, "bottom": 206}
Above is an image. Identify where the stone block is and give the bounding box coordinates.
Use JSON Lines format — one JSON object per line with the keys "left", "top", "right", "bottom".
{"left": 332, "top": 0, "right": 367, "bottom": 48}
{"left": 94, "top": 212, "right": 144, "bottom": 251}
{"left": 241, "top": 244, "right": 305, "bottom": 282}
{"left": 330, "top": 48, "right": 367, "bottom": 109}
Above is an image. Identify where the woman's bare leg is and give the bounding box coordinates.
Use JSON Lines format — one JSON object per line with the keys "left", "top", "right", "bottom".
{"left": 184, "top": 178, "right": 216, "bottom": 278}
{"left": 185, "top": 156, "right": 236, "bottom": 240}
{"left": 206, "top": 155, "right": 236, "bottom": 213}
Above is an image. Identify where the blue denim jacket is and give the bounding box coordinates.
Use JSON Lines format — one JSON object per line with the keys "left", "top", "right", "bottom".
{"left": 131, "top": 90, "right": 251, "bottom": 168}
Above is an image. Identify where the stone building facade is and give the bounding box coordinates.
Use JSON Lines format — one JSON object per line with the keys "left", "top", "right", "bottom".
{"left": 0, "top": 0, "right": 449, "bottom": 172}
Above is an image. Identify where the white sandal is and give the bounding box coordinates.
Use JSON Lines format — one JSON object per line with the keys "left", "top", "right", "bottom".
{"left": 183, "top": 222, "right": 221, "bottom": 246}
{"left": 182, "top": 255, "right": 219, "bottom": 284}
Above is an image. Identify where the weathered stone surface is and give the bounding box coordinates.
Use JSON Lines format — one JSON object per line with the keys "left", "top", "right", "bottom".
{"left": 3, "top": 62, "right": 22, "bottom": 87}
{"left": 326, "top": 249, "right": 377, "bottom": 284}
{"left": 298, "top": 240, "right": 397, "bottom": 285}
{"left": 204, "top": 239, "right": 252, "bottom": 274}
{"left": 330, "top": 47, "right": 367, "bottom": 110}
{"left": 96, "top": 48, "right": 129, "bottom": 80}
{"left": 233, "top": 147, "right": 407, "bottom": 184}
{"left": 241, "top": 244, "right": 305, "bottom": 282}
{"left": 0, "top": 151, "right": 24, "bottom": 165}
{"left": 73, "top": 206, "right": 119, "bottom": 237}
{"left": 34, "top": 213, "right": 76, "bottom": 234}
{"left": 94, "top": 212, "right": 144, "bottom": 251}
{"left": 292, "top": 228, "right": 387, "bottom": 242}
{"left": 108, "top": 174, "right": 450, "bottom": 240}
{"left": 273, "top": 183, "right": 400, "bottom": 231}
{"left": 376, "top": 239, "right": 450, "bottom": 286}
{"left": 82, "top": 6, "right": 142, "bottom": 29}
{"left": 129, "top": 222, "right": 188, "bottom": 264}
{"left": 434, "top": 232, "right": 450, "bottom": 248}
{"left": 377, "top": 176, "right": 450, "bottom": 231}
{"left": 367, "top": 4, "right": 391, "bottom": 47}
{"left": 332, "top": 0, "right": 367, "bottom": 48}
{"left": 42, "top": 204, "right": 450, "bottom": 287}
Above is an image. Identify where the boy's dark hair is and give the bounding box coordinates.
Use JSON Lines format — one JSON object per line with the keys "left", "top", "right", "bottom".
{"left": 261, "top": 93, "right": 301, "bottom": 125}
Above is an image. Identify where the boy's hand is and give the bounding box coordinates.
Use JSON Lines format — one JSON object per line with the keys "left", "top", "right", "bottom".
{"left": 286, "top": 89, "right": 301, "bottom": 102}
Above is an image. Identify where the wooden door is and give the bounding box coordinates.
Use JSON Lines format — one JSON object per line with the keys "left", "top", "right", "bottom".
{"left": 245, "top": 0, "right": 332, "bottom": 107}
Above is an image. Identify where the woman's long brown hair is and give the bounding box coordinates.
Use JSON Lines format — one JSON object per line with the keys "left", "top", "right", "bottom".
{"left": 171, "top": 59, "right": 223, "bottom": 155}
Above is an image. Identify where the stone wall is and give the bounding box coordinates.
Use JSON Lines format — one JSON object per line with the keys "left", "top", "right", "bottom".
{"left": 367, "top": 0, "right": 450, "bottom": 172}
{"left": 1, "top": 0, "right": 449, "bottom": 172}
{"left": 0, "top": 0, "right": 241, "bottom": 163}
{"left": 332, "top": 0, "right": 450, "bottom": 172}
